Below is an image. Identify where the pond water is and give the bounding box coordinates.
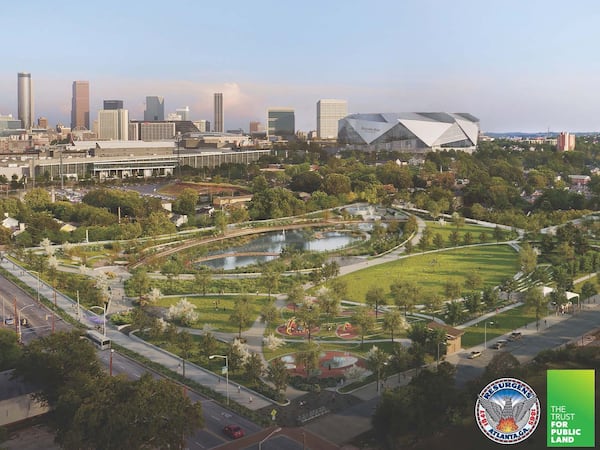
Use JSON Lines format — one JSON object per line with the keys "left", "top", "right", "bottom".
{"left": 198, "top": 229, "right": 360, "bottom": 270}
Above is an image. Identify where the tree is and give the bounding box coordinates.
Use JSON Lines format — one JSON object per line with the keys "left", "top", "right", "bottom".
{"left": 297, "top": 300, "right": 321, "bottom": 342}
{"left": 389, "top": 342, "right": 412, "bottom": 376}
{"left": 462, "top": 231, "right": 473, "bottom": 246}
{"left": 445, "top": 300, "right": 464, "bottom": 326}
{"left": 366, "top": 346, "right": 389, "bottom": 392}
{"left": 423, "top": 293, "right": 443, "bottom": 314}
{"left": 352, "top": 306, "right": 375, "bottom": 347}
{"left": 161, "top": 258, "right": 183, "bottom": 289}
{"left": 200, "top": 332, "right": 217, "bottom": 358}
{"left": 493, "top": 225, "right": 505, "bottom": 242}
{"left": 433, "top": 232, "right": 444, "bottom": 249}
{"left": 464, "top": 292, "right": 482, "bottom": 315}
{"left": 464, "top": 271, "right": 483, "bottom": 291}
{"left": 229, "top": 295, "right": 252, "bottom": 339}
{"left": 260, "top": 302, "right": 278, "bottom": 325}
{"left": 24, "top": 187, "right": 51, "bottom": 211}
{"left": 581, "top": 281, "right": 597, "bottom": 302}
{"left": 267, "top": 356, "right": 289, "bottom": 395}
{"left": 519, "top": 242, "right": 537, "bottom": 274}
{"left": 296, "top": 342, "right": 320, "bottom": 378}
{"left": 382, "top": 309, "right": 405, "bottom": 342}
{"left": 142, "top": 211, "right": 177, "bottom": 237}
{"left": 287, "top": 283, "right": 305, "bottom": 311}
{"left": 322, "top": 173, "right": 352, "bottom": 195}
{"left": 365, "top": 285, "right": 387, "bottom": 319}
{"left": 525, "top": 286, "right": 546, "bottom": 330}
{"left": 318, "top": 291, "right": 340, "bottom": 329}
{"left": 404, "top": 216, "right": 418, "bottom": 236}
{"left": 61, "top": 373, "right": 203, "bottom": 450}
{"left": 418, "top": 227, "right": 431, "bottom": 252}
{"left": 173, "top": 188, "right": 199, "bottom": 217}
{"left": 448, "top": 230, "right": 460, "bottom": 247}
{"left": 178, "top": 330, "right": 194, "bottom": 377}
{"left": 391, "top": 279, "right": 421, "bottom": 317}
{"left": 14, "top": 331, "right": 103, "bottom": 406}
{"left": 194, "top": 270, "right": 212, "bottom": 296}
{"left": 0, "top": 329, "right": 22, "bottom": 371}
{"left": 482, "top": 286, "right": 499, "bottom": 309}
{"left": 213, "top": 210, "right": 228, "bottom": 235}
{"left": 244, "top": 352, "right": 264, "bottom": 385}
{"left": 444, "top": 279, "right": 462, "bottom": 300}
{"left": 128, "top": 269, "right": 150, "bottom": 304}
{"left": 261, "top": 266, "right": 280, "bottom": 300}
{"left": 167, "top": 298, "right": 199, "bottom": 326}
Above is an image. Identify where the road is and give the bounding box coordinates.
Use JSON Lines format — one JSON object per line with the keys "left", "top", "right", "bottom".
{"left": 451, "top": 307, "right": 600, "bottom": 386}
{"left": 0, "top": 275, "right": 69, "bottom": 343}
{"left": 0, "top": 270, "right": 262, "bottom": 449}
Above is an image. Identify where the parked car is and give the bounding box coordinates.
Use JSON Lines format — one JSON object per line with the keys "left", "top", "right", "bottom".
{"left": 509, "top": 332, "right": 522, "bottom": 341}
{"left": 492, "top": 339, "right": 508, "bottom": 349}
{"left": 4, "top": 317, "right": 14, "bottom": 325}
{"left": 223, "top": 424, "right": 244, "bottom": 439}
{"left": 469, "top": 351, "right": 482, "bottom": 359}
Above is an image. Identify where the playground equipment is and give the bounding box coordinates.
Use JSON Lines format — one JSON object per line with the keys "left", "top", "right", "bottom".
{"left": 286, "top": 317, "right": 297, "bottom": 335}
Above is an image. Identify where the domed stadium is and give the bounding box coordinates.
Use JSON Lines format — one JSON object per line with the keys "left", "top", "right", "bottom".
{"left": 338, "top": 112, "right": 479, "bottom": 153}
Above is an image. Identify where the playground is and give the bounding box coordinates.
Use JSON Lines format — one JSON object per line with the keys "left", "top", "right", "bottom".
{"left": 276, "top": 316, "right": 320, "bottom": 337}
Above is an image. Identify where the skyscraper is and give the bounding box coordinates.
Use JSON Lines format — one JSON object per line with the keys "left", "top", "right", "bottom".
{"left": 98, "top": 109, "right": 129, "bottom": 140}
{"left": 103, "top": 100, "right": 124, "bottom": 110}
{"left": 17, "top": 72, "right": 33, "bottom": 130}
{"left": 317, "top": 99, "right": 347, "bottom": 140}
{"left": 214, "top": 93, "right": 223, "bottom": 132}
{"left": 71, "top": 81, "right": 90, "bottom": 130}
{"left": 144, "top": 96, "right": 165, "bottom": 121}
{"left": 267, "top": 108, "right": 295, "bottom": 139}
{"left": 176, "top": 106, "right": 190, "bottom": 121}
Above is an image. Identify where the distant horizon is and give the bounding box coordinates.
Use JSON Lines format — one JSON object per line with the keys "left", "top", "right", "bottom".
{"left": 3, "top": 1, "right": 600, "bottom": 133}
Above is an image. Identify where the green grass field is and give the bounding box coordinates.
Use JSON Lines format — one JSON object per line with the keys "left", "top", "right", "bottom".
{"left": 425, "top": 221, "right": 497, "bottom": 246}
{"left": 155, "top": 294, "right": 268, "bottom": 333}
{"left": 338, "top": 244, "right": 519, "bottom": 303}
{"left": 460, "top": 305, "right": 539, "bottom": 347}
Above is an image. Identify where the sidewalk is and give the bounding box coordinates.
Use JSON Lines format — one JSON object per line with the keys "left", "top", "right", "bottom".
{"left": 1, "top": 259, "right": 276, "bottom": 411}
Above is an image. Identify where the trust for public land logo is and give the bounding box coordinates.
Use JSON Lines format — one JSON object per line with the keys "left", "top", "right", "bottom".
{"left": 475, "top": 377, "right": 540, "bottom": 444}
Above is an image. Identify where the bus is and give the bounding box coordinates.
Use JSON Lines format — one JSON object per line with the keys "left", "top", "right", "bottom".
{"left": 85, "top": 329, "right": 111, "bottom": 350}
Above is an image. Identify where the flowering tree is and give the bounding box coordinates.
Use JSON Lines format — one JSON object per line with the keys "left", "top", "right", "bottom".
{"left": 263, "top": 333, "right": 285, "bottom": 351}
{"left": 167, "top": 298, "right": 199, "bottom": 326}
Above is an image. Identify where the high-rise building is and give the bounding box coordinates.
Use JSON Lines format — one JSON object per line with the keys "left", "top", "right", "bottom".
{"left": 98, "top": 109, "right": 129, "bottom": 140}
{"left": 317, "top": 99, "right": 347, "bottom": 140}
{"left": 103, "top": 100, "right": 124, "bottom": 110}
{"left": 71, "top": 81, "right": 90, "bottom": 130}
{"left": 140, "top": 122, "right": 176, "bottom": 141}
{"left": 37, "top": 117, "right": 48, "bottom": 129}
{"left": 249, "top": 121, "right": 264, "bottom": 133}
{"left": 214, "top": 93, "right": 223, "bottom": 132}
{"left": 176, "top": 106, "right": 190, "bottom": 121}
{"left": 17, "top": 72, "right": 33, "bottom": 130}
{"left": 557, "top": 132, "right": 576, "bottom": 151}
{"left": 193, "top": 120, "right": 210, "bottom": 132}
{"left": 267, "top": 108, "right": 295, "bottom": 139}
{"left": 144, "top": 96, "right": 165, "bottom": 121}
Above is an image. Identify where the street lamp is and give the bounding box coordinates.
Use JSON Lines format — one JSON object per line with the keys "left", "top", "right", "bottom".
{"left": 259, "top": 427, "right": 282, "bottom": 450}
{"left": 29, "top": 270, "right": 41, "bottom": 304}
{"left": 109, "top": 348, "right": 115, "bottom": 376}
{"left": 209, "top": 354, "right": 229, "bottom": 405}
{"left": 17, "top": 304, "right": 35, "bottom": 343}
{"left": 90, "top": 304, "right": 107, "bottom": 337}
{"left": 484, "top": 321, "right": 494, "bottom": 351}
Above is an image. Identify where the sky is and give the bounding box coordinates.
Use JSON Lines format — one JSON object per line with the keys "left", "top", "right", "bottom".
{"left": 2, "top": 0, "right": 600, "bottom": 133}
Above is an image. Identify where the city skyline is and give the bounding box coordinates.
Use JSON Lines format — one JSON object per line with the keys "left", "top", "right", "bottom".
{"left": 3, "top": 1, "right": 600, "bottom": 132}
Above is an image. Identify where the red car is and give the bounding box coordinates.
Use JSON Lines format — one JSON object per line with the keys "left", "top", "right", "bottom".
{"left": 223, "top": 424, "right": 244, "bottom": 439}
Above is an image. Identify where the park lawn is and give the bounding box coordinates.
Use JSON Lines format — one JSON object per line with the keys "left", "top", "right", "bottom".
{"left": 460, "top": 304, "right": 538, "bottom": 348}
{"left": 425, "top": 221, "right": 497, "bottom": 247}
{"left": 338, "top": 244, "right": 519, "bottom": 303}
{"left": 155, "top": 294, "right": 269, "bottom": 333}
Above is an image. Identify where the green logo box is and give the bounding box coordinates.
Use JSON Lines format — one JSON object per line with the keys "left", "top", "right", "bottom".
{"left": 547, "top": 369, "right": 595, "bottom": 447}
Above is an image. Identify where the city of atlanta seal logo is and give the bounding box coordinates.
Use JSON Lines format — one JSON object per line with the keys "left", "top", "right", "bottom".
{"left": 475, "top": 377, "right": 540, "bottom": 444}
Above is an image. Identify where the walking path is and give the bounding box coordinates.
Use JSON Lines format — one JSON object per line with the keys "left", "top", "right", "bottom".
{"left": 0, "top": 258, "right": 275, "bottom": 411}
